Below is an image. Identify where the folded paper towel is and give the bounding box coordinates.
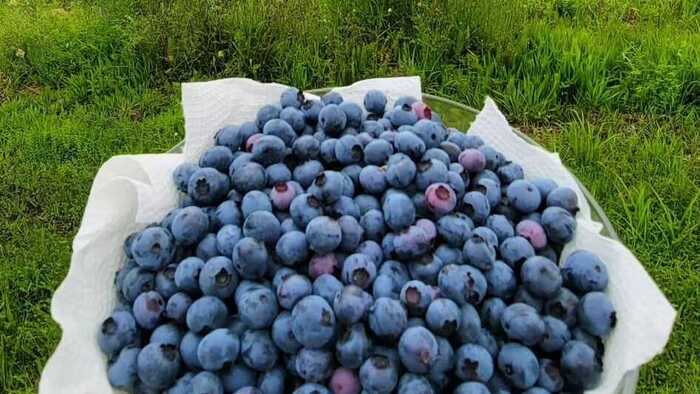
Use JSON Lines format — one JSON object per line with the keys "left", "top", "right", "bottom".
{"left": 40, "top": 77, "right": 675, "bottom": 394}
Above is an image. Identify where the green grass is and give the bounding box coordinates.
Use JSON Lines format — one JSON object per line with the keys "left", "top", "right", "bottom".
{"left": 0, "top": 0, "right": 698, "bottom": 392}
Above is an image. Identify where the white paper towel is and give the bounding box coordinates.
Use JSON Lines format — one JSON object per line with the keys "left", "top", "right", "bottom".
{"left": 40, "top": 77, "right": 675, "bottom": 394}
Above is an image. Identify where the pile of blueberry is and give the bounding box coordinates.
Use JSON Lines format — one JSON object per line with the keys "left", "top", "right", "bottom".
{"left": 98, "top": 87, "right": 617, "bottom": 394}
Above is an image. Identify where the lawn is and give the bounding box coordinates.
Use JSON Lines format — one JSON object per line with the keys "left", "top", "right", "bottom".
{"left": 0, "top": 0, "right": 698, "bottom": 393}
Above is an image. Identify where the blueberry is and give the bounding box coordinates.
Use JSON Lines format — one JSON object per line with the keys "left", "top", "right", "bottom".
{"left": 237, "top": 286, "right": 278, "bottom": 329}
{"left": 437, "top": 264, "right": 487, "bottom": 306}
{"left": 198, "top": 256, "right": 237, "bottom": 299}
{"left": 256, "top": 104, "right": 281, "bottom": 129}
{"left": 232, "top": 237, "right": 268, "bottom": 280}
{"left": 280, "top": 217, "right": 299, "bottom": 233}
{"left": 540, "top": 316, "right": 571, "bottom": 353}
{"left": 434, "top": 244, "right": 462, "bottom": 266}
{"left": 302, "top": 99, "right": 323, "bottom": 124}
{"left": 319, "top": 104, "right": 347, "bottom": 136}
{"left": 216, "top": 224, "right": 242, "bottom": 257}
{"left": 360, "top": 209, "right": 387, "bottom": 242}
{"left": 106, "top": 345, "right": 140, "bottom": 390}
{"left": 336, "top": 323, "right": 371, "bottom": 369}
{"left": 200, "top": 146, "right": 234, "bottom": 173}
{"left": 131, "top": 226, "right": 175, "bottom": 271}
{"left": 382, "top": 191, "right": 415, "bottom": 231}
{"left": 364, "top": 139, "right": 394, "bottom": 166}
{"left": 463, "top": 234, "right": 496, "bottom": 271}
{"left": 486, "top": 214, "right": 514, "bottom": 243}
{"left": 544, "top": 287, "right": 579, "bottom": 327}
{"left": 221, "top": 363, "right": 257, "bottom": 393}
{"left": 293, "top": 384, "right": 331, "bottom": 394}
{"left": 541, "top": 206, "right": 576, "bottom": 244}
{"left": 188, "top": 167, "right": 230, "bottom": 206}
{"left": 562, "top": 250, "right": 609, "bottom": 293}
{"left": 215, "top": 199, "right": 242, "bottom": 227}
{"left": 231, "top": 162, "right": 267, "bottom": 193}
{"left": 195, "top": 233, "right": 218, "bottom": 261}
{"left": 305, "top": 216, "right": 342, "bottom": 254}
{"left": 499, "top": 236, "right": 535, "bottom": 270}
{"left": 136, "top": 342, "right": 180, "bottom": 389}
{"left": 560, "top": 340, "right": 602, "bottom": 389}
{"left": 242, "top": 210, "right": 281, "bottom": 246}
{"left": 425, "top": 298, "right": 461, "bottom": 336}
{"left": 252, "top": 134, "right": 288, "bottom": 165}
{"left": 479, "top": 297, "right": 507, "bottom": 334}
{"left": 196, "top": 328, "right": 240, "bottom": 370}
{"left": 257, "top": 366, "right": 284, "bottom": 394}
{"left": 174, "top": 256, "right": 205, "bottom": 295}
{"left": 186, "top": 296, "right": 228, "bottom": 333}
{"left": 280, "top": 106, "right": 305, "bottom": 132}
{"left": 537, "top": 358, "right": 564, "bottom": 392}
{"left": 333, "top": 134, "right": 362, "bottom": 164}
{"left": 364, "top": 90, "right": 387, "bottom": 114}
{"left": 501, "top": 303, "right": 545, "bottom": 346}
{"left": 277, "top": 274, "right": 312, "bottom": 310}
{"left": 532, "top": 178, "right": 558, "bottom": 200}
{"left": 546, "top": 186, "right": 579, "bottom": 213}
{"left": 240, "top": 329, "right": 278, "bottom": 371}
{"left": 165, "top": 292, "right": 192, "bottom": 324}
{"left": 454, "top": 382, "right": 490, "bottom": 394}
{"left": 191, "top": 371, "right": 224, "bottom": 394}
{"left": 341, "top": 253, "right": 377, "bottom": 289}
{"left": 388, "top": 103, "right": 418, "bottom": 128}
{"left": 180, "top": 331, "right": 203, "bottom": 369}
{"left": 436, "top": 213, "right": 474, "bottom": 247}
{"left": 291, "top": 295, "right": 336, "bottom": 349}
{"left": 397, "top": 373, "right": 433, "bottom": 394}
{"left": 462, "top": 191, "right": 491, "bottom": 225}
{"left": 172, "top": 206, "right": 210, "bottom": 246}
{"left": 150, "top": 323, "right": 183, "bottom": 347}
{"left": 478, "top": 146, "right": 505, "bottom": 170}
{"left": 333, "top": 285, "right": 373, "bottom": 324}
{"left": 513, "top": 286, "right": 544, "bottom": 312}
{"left": 372, "top": 274, "right": 398, "bottom": 299}
{"left": 496, "top": 161, "right": 524, "bottom": 184}
{"left": 413, "top": 120, "right": 446, "bottom": 149}
{"left": 310, "top": 170, "right": 345, "bottom": 204}
{"left": 98, "top": 311, "right": 139, "bottom": 357}
{"left": 271, "top": 311, "right": 302, "bottom": 354}
{"left": 394, "top": 130, "right": 426, "bottom": 160}
{"left": 497, "top": 343, "right": 539, "bottom": 389}
{"left": 360, "top": 354, "right": 399, "bottom": 394}
{"left": 133, "top": 291, "right": 164, "bottom": 329}
{"left": 293, "top": 160, "right": 324, "bottom": 188}
{"left": 385, "top": 153, "right": 416, "bottom": 188}
{"left": 289, "top": 193, "right": 323, "bottom": 228}
{"left": 506, "top": 180, "right": 541, "bottom": 214}
{"left": 397, "top": 326, "right": 438, "bottom": 373}
{"left": 521, "top": 256, "right": 562, "bottom": 298}
{"left": 295, "top": 347, "right": 333, "bottom": 382}
{"left": 399, "top": 280, "right": 434, "bottom": 316}
{"left": 408, "top": 253, "right": 446, "bottom": 285}
{"left": 577, "top": 291, "right": 616, "bottom": 337}
{"left": 313, "top": 274, "right": 344, "bottom": 305}
{"left": 368, "top": 297, "right": 408, "bottom": 340}
{"left": 473, "top": 177, "right": 501, "bottom": 208}
{"left": 484, "top": 261, "right": 517, "bottom": 299}
{"left": 455, "top": 344, "right": 494, "bottom": 382}
{"left": 173, "top": 162, "right": 200, "bottom": 193}
{"left": 275, "top": 231, "right": 308, "bottom": 266}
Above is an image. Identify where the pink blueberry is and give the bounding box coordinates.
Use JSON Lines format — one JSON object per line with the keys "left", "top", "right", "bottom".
{"left": 245, "top": 133, "right": 264, "bottom": 151}
{"left": 270, "top": 181, "right": 297, "bottom": 211}
{"left": 411, "top": 102, "right": 432, "bottom": 120}
{"left": 330, "top": 367, "right": 360, "bottom": 394}
{"left": 516, "top": 219, "right": 548, "bottom": 250}
{"left": 458, "top": 149, "right": 486, "bottom": 172}
{"left": 308, "top": 254, "right": 338, "bottom": 278}
{"left": 416, "top": 218, "right": 437, "bottom": 241}
{"left": 425, "top": 183, "right": 457, "bottom": 215}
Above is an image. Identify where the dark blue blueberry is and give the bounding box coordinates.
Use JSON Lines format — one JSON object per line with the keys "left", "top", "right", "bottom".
{"left": 577, "top": 291, "right": 616, "bottom": 337}
{"left": 302, "top": 99, "right": 323, "bottom": 125}
{"left": 507, "top": 180, "right": 542, "bottom": 214}
{"left": 399, "top": 280, "right": 434, "bottom": 316}
{"left": 280, "top": 106, "right": 305, "bottom": 132}
{"left": 497, "top": 343, "right": 539, "bottom": 390}
{"left": 179, "top": 331, "right": 203, "bottom": 369}
{"left": 384, "top": 153, "right": 416, "bottom": 188}
{"left": 364, "top": 90, "right": 387, "bottom": 114}
{"left": 186, "top": 296, "right": 228, "bottom": 333}
{"left": 562, "top": 250, "right": 609, "bottom": 294}
{"left": 501, "top": 303, "right": 545, "bottom": 346}
{"left": 281, "top": 87, "right": 304, "bottom": 108}
{"left": 215, "top": 199, "right": 242, "bottom": 227}
{"left": 131, "top": 226, "right": 175, "bottom": 271}
{"left": 309, "top": 170, "right": 344, "bottom": 204}
{"left": 136, "top": 342, "right": 180, "bottom": 389}
{"left": 398, "top": 373, "right": 433, "bottom": 394}
{"left": 293, "top": 384, "right": 331, "bottom": 394}
{"left": 415, "top": 159, "right": 448, "bottom": 190}
{"left": 133, "top": 291, "right": 164, "bottom": 329}
{"left": 215, "top": 125, "right": 244, "bottom": 151}
{"left": 499, "top": 236, "right": 535, "bottom": 270}
{"left": 319, "top": 104, "right": 347, "bottom": 136}
{"left": 513, "top": 286, "right": 544, "bottom": 312}
{"left": 230, "top": 161, "right": 266, "bottom": 193}
{"left": 188, "top": 167, "right": 230, "bottom": 206}
{"left": 221, "top": 363, "right": 257, "bottom": 393}
{"left": 165, "top": 292, "right": 192, "bottom": 324}
{"left": 174, "top": 256, "right": 204, "bottom": 294}
{"left": 258, "top": 366, "right": 285, "bottom": 394}
{"left": 291, "top": 295, "right": 336, "bottom": 349}
{"left": 271, "top": 311, "right": 302, "bottom": 354}
{"left": 195, "top": 233, "right": 219, "bottom": 261}
{"left": 292, "top": 135, "right": 320, "bottom": 161}
{"left": 240, "top": 329, "right": 279, "bottom": 372}
{"left": 237, "top": 286, "right": 278, "bottom": 329}
{"left": 486, "top": 214, "right": 515, "bottom": 243}
{"left": 425, "top": 298, "right": 460, "bottom": 336}
{"left": 521, "top": 256, "right": 562, "bottom": 298}
{"left": 107, "top": 345, "right": 141, "bottom": 391}
{"left": 252, "top": 135, "right": 287, "bottom": 165}
{"left": 388, "top": 103, "right": 418, "bottom": 128}
{"left": 191, "top": 371, "right": 224, "bottom": 394}
{"left": 98, "top": 311, "right": 139, "bottom": 357}
{"left": 359, "top": 354, "right": 399, "bottom": 394}
{"left": 199, "top": 256, "right": 237, "bottom": 299}
{"left": 436, "top": 213, "right": 474, "bottom": 247}
{"left": 414, "top": 120, "right": 446, "bottom": 149}
{"left": 454, "top": 382, "right": 490, "bottom": 394}
{"left": 368, "top": 297, "right": 408, "bottom": 340}
{"left": 537, "top": 358, "right": 564, "bottom": 392}
{"left": 173, "top": 162, "right": 200, "bottom": 193}
{"left": 197, "top": 328, "right": 240, "bottom": 370}
{"left": 382, "top": 191, "right": 415, "bottom": 231}
{"left": 455, "top": 343, "right": 494, "bottom": 382}
{"left": 496, "top": 161, "right": 524, "bottom": 184}
{"left": 485, "top": 261, "right": 517, "bottom": 299}
{"left": 560, "top": 340, "right": 602, "bottom": 389}
{"left": 277, "top": 274, "right": 312, "bottom": 310}
{"left": 398, "top": 326, "right": 438, "bottom": 373}
{"left": 463, "top": 234, "right": 496, "bottom": 271}
{"left": 256, "top": 104, "right": 281, "bottom": 130}
{"left": 289, "top": 193, "right": 323, "bottom": 228}
{"left": 216, "top": 224, "right": 242, "bottom": 257}
{"left": 394, "top": 130, "right": 426, "bottom": 160}
{"left": 275, "top": 230, "right": 308, "bottom": 266}
{"left": 243, "top": 210, "right": 281, "bottom": 246}
{"left": 474, "top": 177, "right": 501, "bottom": 208}
{"left": 544, "top": 287, "right": 579, "bottom": 327}
{"left": 292, "top": 160, "right": 324, "bottom": 188}
{"left": 200, "top": 146, "right": 234, "bottom": 173}
{"left": 541, "top": 206, "right": 576, "bottom": 244}
{"left": 437, "top": 263, "right": 487, "bottom": 306}
{"left": 540, "top": 316, "right": 571, "bottom": 353}
{"left": 478, "top": 146, "right": 505, "bottom": 170}
{"left": 295, "top": 348, "right": 333, "bottom": 382}
{"left": 312, "top": 274, "right": 344, "bottom": 305}
{"left": 408, "top": 253, "right": 445, "bottom": 285}
{"left": 155, "top": 264, "right": 178, "bottom": 299}
{"left": 462, "top": 191, "right": 491, "bottom": 225}
{"left": 546, "top": 186, "right": 579, "bottom": 213}
{"left": 306, "top": 216, "right": 342, "bottom": 254}
{"left": 232, "top": 237, "right": 268, "bottom": 279}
